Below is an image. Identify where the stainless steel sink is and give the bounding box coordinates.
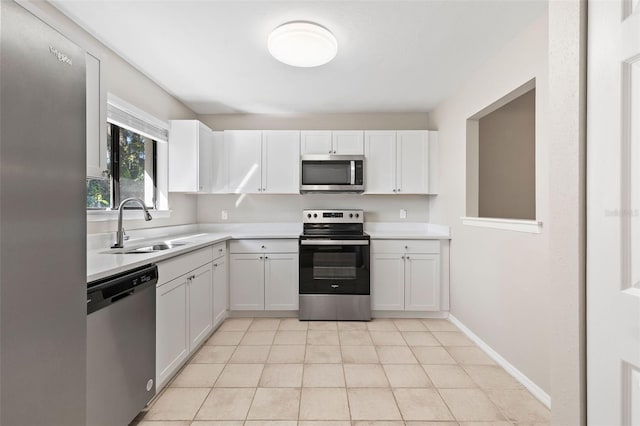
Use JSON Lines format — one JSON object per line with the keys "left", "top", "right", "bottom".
{"left": 106, "top": 242, "right": 187, "bottom": 254}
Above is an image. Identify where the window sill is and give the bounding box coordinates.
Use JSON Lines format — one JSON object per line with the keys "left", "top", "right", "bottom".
{"left": 87, "top": 209, "right": 172, "bottom": 222}
{"left": 461, "top": 216, "right": 542, "bottom": 234}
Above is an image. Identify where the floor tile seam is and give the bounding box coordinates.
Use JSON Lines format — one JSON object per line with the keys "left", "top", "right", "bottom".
{"left": 192, "top": 386, "right": 215, "bottom": 422}
{"left": 379, "top": 363, "right": 406, "bottom": 424}
{"left": 429, "top": 382, "right": 463, "bottom": 423}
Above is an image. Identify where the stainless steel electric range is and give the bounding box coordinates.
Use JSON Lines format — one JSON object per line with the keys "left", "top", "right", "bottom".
{"left": 298, "top": 209, "right": 371, "bottom": 321}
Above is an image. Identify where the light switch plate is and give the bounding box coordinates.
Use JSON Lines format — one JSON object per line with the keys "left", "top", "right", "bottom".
{"left": 221, "top": 210, "right": 228, "bottom": 220}
{"left": 400, "top": 209, "right": 407, "bottom": 219}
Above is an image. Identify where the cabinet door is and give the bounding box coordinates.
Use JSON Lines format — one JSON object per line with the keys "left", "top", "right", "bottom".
{"left": 86, "top": 52, "right": 107, "bottom": 178}
{"left": 156, "top": 276, "right": 189, "bottom": 389}
{"left": 300, "top": 131, "right": 332, "bottom": 155}
{"left": 188, "top": 263, "right": 213, "bottom": 351}
{"left": 371, "top": 253, "right": 405, "bottom": 310}
{"left": 212, "top": 257, "right": 228, "bottom": 328}
{"left": 262, "top": 131, "right": 300, "bottom": 194}
{"left": 229, "top": 254, "right": 265, "bottom": 310}
{"left": 404, "top": 254, "right": 440, "bottom": 311}
{"left": 226, "top": 130, "right": 263, "bottom": 194}
{"left": 198, "top": 124, "right": 214, "bottom": 193}
{"left": 169, "top": 120, "right": 199, "bottom": 192}
{"left": 397, "top": 131, "right": 429, "bottom": 194}
{"left": 211, "top": 131, "right": 227, "bottom": 193}
{"left": 364, "top": 131, "right": 397, "bottom": 194}
{"left": 332, "top": 131, "right": 364, "bottom": 155}
{"left": 264, "top": 253, "right": 299, "bottom": 310}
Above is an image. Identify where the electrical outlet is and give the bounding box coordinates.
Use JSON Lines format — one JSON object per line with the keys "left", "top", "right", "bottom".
{"left": 221, "top": 210, "right": 228, "bottom": 220}
{"left": 400, "top": 209, "right": 407, "bottom": 219}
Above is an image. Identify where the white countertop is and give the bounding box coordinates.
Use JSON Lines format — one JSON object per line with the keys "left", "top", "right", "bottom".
{"left": 87, "top": 221, "right": 450, "bottom": 282}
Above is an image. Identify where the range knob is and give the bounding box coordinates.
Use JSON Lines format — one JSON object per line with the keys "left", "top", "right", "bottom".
{"left": 307, "top": 213, "right": 312, "bottom": 218}
{"left": 349, "top": 213, "right": 354, "bottom": 218}
{"left": 355, "top": 213, "right": 360, "bottom": 218}
{"left": 313, "top": 213, "right": 318, "bottom": 218}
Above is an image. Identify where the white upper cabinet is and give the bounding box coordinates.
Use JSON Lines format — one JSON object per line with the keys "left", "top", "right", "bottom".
{"left": 397, "top": 131, "right": 429, "bottom": 194}
{"left": 364, "top": 131, "right": 396, "bottom": 194}
{"left": 226, "top": 130, "right": 263, "bottom": 194}
{"left": 365, "top": 130, "right": 438, "bottom": 194}
{"left": 169, "top": 120, "right": 218, "bottom": 192}
{"left": 86, "top": 52, "right": 107, "bottom": 179}
{"left": 210, "top": 131, "right": 227, "bottom": 193}
{"left": 332, "top": 131, "right": 364, "bottom": 155}
{"left": 301, "top": 131, "right": 364, "bottom": 155}
{"left": 300, "top": 131, "right": 332, "bottom": 154}
{"left": 227, "top": 130, "right": 300, "bottom": 194}
{"left": 262, "top": 131, "right": 300, "bottom": 193}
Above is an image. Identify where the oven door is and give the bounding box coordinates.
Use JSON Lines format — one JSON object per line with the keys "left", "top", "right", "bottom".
{"left": 299, "top": 239, "right": 370, "bottom": 295}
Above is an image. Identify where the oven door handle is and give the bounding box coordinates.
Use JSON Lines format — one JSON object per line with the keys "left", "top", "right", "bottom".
{"left": 300, "top": 239, "right": 369, "bottom": 246}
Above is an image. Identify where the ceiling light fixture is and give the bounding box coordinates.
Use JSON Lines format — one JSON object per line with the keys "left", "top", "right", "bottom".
{"left": 268, "top": 21, "right": 338, "bottom": 68}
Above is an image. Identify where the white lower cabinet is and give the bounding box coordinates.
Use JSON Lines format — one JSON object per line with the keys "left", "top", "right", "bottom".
{"left": 212, "top": 257, "right": 228, "bottom": 328}
{"left": 156, "top": 246, "right": 218, "bottom": 391}
{"left": 229, "top": 239, "right": 298, "bottom": 311}
{"left": 188, "top": 264, "right": 213, "bottom": 351}
{"left": 229, "top": 254, "right": 265, "bottom": 310}
{"left": 371, "top": 240, "right": 441, "bottom": 312}
{"left": 156, "top": 275, "right": 189, "bottom": 390}
{"left": 265, "top": 253, "right": 299, "bottom": 310}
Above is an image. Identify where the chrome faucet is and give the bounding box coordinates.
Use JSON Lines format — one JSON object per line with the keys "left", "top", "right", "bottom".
{"left": 111, "top": 197, "right": 153, "bottom": 248}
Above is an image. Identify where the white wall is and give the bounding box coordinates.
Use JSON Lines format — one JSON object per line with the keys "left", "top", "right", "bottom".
{"left": 28, "top": 1, "right": 199, "bottom": 235}
{"left": 197, "top": 194, "right": 430, "bottom": 223}
{"left": 429, "top": 15, "right": 551, "bottom": 394}
{"left": 198, "top": 112, "right": 429, "bottom": 131}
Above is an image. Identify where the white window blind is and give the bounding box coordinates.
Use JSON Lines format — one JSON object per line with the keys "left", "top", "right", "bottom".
{"left": 106, "top": 94, "right": 169, "bottom": 142}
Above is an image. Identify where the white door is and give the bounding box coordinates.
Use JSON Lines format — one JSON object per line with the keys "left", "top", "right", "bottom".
{"left": 404, "top": 254, "right": 440, "bottom": 311}
{"left": 397, "top": 131, "right": 429, "bottom": 194}
{"left": 229, "top": 254, "right": 265, "bottom": 310}
{"left": 332, "top": 131, "right": 364, "bottom": 155}
{"left": 188, "top": 264, "right": 213, "bottom": 351}
{"left": 364, "top": 131, "right": 397, "bottom": 194}
{"left": 212, "top": 257, "right": 228, "bottom": 328}
{"left": 300, "top": 131, "right": 332, "bottom": 155}
{"left": 264, "top": 253, "right": 299, "bottom": 310}
{"left": 211, "top": 131, "right": 227, "bottom": 193}
{"left": 588, "top": 3, "right": 640, "bottom": 425}
{"left": 262, "top": 130, "right": 300, "bottom": 193}
{"left": 156, "top": 276, "right": 189, "bottom": 390}
{"left": 169, "top": 120, "right": 199, "bottom": 192}
{"left": 226, "top": 130, "right": 262, "bottom": 194}
{"left": 371, "top": 253, "right": 405, "bottom": 310}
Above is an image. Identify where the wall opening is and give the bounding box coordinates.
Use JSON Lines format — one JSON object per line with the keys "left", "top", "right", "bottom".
{"left": 466, "top": 79, "right": 536, "bottom": 221}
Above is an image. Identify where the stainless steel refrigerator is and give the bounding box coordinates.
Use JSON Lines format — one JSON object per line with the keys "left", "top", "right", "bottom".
{"left": 0, "top": 1, "right": 87, "bottom": 424}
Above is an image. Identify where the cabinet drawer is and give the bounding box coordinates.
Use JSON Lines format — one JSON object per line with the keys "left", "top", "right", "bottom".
{"left": 157, "top": 246, "right": 214, "bottom": 286}
{"left": 229, "top": 239, "right": 298, "bottom": 254}
{"left": 212, "top": 242, "right": 227, "bottom": 260}
{"left": 371, "top": 239, "right": 440, "bottom": 254}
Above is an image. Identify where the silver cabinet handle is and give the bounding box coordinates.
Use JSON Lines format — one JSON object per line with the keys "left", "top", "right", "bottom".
{"left": 258, "top": 188, "right": 262, "bottom": 192}
{"left": 262, "top": 188, "right": 266, "bottom": 192}
{"left": 265, "top": 256, "right": 269, "bottom": 259}
{"left": 406, "top": 256, "right": 410, "bottom": 260}
{"left": 261, "top": 245, "right": 265, "bottom": 249}
{"left": 405, "top": 245, "right": 408, "bottom": 250}
{"left": 397, "top": 188, "right": 401, "bottom": 192}
{"left": 213, "top": 263, "right": 218, "bottom": 267}
{"left": 259, "top": 256, "right": 263, "bottom": 260}
{"left": 218, "top": 248, "right": 223, "bottom": 252}
{"left": 301, "top": 239, "right": 369, "bottom": 246}
{"left": 329, "top": 150, "right": 332, "bottom": 154}
{"left": 393, "top": 189, "right": 397, "bottom": 192}
{"left": 333, "top": 150, "right": 336, "bottom": 154}
{"left": 401, "top": 255, "right": 405, "bottom": 260}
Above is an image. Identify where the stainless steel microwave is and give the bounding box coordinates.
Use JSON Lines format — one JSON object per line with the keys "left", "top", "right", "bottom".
{"left": 300, "top": 155, "right": 364, "bottom": 193}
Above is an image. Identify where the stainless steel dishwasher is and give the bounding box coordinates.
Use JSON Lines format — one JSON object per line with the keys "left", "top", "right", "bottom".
{"left": 87, "top": 264, "right": 158, "bottom": 426}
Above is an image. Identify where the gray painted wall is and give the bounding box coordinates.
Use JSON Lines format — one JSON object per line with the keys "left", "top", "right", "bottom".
{"left": 429, "top": 15, "right": 552, "bottom": 394}
{"left": 478, "top": 89, "right": 536, "bottom": 219}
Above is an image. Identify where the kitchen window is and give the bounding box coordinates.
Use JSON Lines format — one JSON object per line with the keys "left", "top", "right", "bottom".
{"left": 87, "top": 94, "right": 170, "bottom": 217}
{"left": 86, "top": 123, "right": 157, "bottom": 209}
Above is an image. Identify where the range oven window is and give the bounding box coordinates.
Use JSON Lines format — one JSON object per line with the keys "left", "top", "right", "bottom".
{"left": 313, "top": 252, "right": 357, "bottom": 280}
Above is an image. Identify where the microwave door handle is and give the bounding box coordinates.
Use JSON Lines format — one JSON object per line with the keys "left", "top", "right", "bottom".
{"left": 350, "top": 161, "right": 356, "bottom": 185}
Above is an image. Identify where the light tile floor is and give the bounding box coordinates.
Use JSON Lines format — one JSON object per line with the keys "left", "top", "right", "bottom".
{"left": 132, "top": 318, "right": 550, "bottom": 426}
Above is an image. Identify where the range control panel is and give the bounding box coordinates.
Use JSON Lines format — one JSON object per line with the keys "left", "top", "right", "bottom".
{"left": 303, "top": 209, "right": 364, "bottom": 224}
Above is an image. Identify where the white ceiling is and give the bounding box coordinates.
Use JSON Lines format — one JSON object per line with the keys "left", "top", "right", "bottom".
{"left": 51, "top": 0, "right": 546, "bottom": 115}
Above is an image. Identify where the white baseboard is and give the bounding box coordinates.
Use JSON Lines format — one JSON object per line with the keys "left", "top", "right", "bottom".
{"left": 448, "top": 314, "right": 551, "bottom": 409}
